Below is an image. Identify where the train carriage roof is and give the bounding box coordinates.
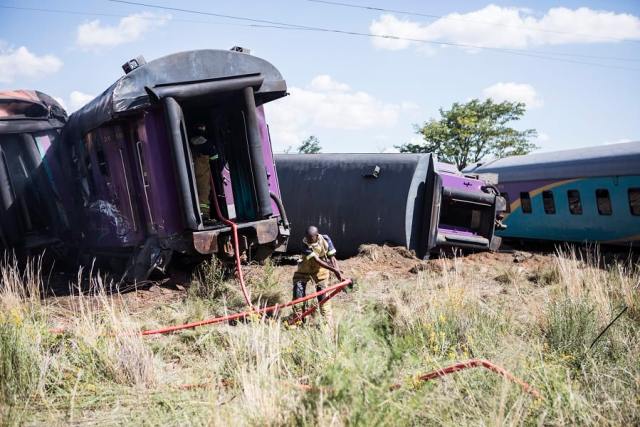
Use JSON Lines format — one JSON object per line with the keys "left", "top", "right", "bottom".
{"left": 0, "top": 90, "right": 67, "bottom": 133}
{"left": 465, "top": 141, "right": 640, "bottom": 182}
{"left": 66, "top": 49, "right": 288, "bottom": 138}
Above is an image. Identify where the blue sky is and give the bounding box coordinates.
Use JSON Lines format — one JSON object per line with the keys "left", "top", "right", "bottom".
{"left": 1, "top": 0, "right": 639, "bottom": 154}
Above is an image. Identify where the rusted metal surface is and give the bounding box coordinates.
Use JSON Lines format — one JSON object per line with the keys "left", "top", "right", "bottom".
{"left": 192, "top": 218, "right": 279, "bottom": 255}
{"left": 255, "top": 218, "right": 279, "bottom": 244}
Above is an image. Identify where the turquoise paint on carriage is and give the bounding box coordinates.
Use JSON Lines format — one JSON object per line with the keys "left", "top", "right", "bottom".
{"left": 499, "top": 176, "right": 640, "bottom": 242}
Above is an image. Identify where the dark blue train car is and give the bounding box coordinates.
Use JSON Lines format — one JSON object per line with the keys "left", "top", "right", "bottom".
{"left": 0, "top": 90, "right": 69, "bottom": 255}
{"left": 466, "top": 141, "right": 640, "bottom": 246}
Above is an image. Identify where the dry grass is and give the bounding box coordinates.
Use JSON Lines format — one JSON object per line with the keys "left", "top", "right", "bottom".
{"left": 0, "top": 246, "right": 638, "bottom": 425}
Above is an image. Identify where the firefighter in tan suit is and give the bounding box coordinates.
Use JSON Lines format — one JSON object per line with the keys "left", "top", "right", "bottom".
{"left": 292, "top": 226, "right": 342, "bottom": 320}
{"left": 189, "top": 123, "right": 217, "bottom": 221}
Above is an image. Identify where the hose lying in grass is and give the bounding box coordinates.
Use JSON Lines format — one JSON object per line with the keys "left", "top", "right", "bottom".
{"left": 49, "top": 279, "right": 352, "bottom": 335}
{"left": 390, "top": 359, "right": 542, "bottom": 399}
{"left": 177, "top": 358, "right": 542, "bottom": 399}
{"left": 141, "top": 279, "right": 353, "bottom": 335}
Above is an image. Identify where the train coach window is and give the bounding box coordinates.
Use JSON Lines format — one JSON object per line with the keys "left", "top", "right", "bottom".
{"left": 95, "top": 140, "right": 110, "bottom": 178}
{"left": 629, "top": 188, "right": 640, "bottom": 216}
{"left": 501, "top": 193, "right": 511, "bottom": 213}
{"left": 542, "top": 190, "right": 556, "bottom": 214}
{"left": 596, "top": 189, "right": 612, "bottom": 215}
{"left": 567, "top": 190, "right": 582, "bottom": 215}
{"left": 520, "top": 192, "right": 532, "bottom": 213}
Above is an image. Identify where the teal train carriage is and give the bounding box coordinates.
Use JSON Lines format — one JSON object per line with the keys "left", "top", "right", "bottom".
{"left": 466, "top": 141, "right": 640, "bottom": 246}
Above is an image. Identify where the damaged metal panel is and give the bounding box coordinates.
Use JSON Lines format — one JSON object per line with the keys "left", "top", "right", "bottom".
{"left": 57, "top": 49, "right": 290, "bottom": 281}
{"left": 0, "top": 90, "right": 68, "bottom": 254}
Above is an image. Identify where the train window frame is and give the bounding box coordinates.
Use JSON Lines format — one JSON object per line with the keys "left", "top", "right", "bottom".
{"left": 542, "top": 190, "right": 556, "bottom": 214}
{"left": 629, "top": 188, "right": 640, "bottom": 216}
{"left": 501, "top": 192, "right": 511, "bottom": 213}
{"left": 567, "top": 189, "right": 583, "bottom": 215}
{"left": 520, "top": 192, "right": 532, "bottom": 214}
{"left": 94, "top": 139, "right": 110, "bottom": 178}
{"left": 596, "top": 188, "right": 613, "bottom": 215}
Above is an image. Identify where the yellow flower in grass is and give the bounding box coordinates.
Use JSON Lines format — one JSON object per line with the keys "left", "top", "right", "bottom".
{"left": 9, "top": 308, "right": 23, "bottom": 326}
{"left": 560, "top": 354, "right": 575, "bottom": 362}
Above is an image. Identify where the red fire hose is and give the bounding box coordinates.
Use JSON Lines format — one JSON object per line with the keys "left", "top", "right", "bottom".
{"left": 141, "top": 279, "right": 352, "bottom": 335}
{"left": 208, "top": 177, "right": 253, "bottom": 309}
{"left": 176, "top": 358, "right": 541, "bottom": 399}
{"left": 390, "top": 359, "right": 541, "bottom": 398}
{"left": 287, "top": 285, "right": 346, "bottom": 325}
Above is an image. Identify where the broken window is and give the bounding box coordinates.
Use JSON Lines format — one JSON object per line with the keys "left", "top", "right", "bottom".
{"left": 629, "top": 188, "right": 640, "bottom": 216}
{"left": 542, "top": 191, "right": 555, "bottom": 214}
{"left": 596, "top": 189, "right": 612, "bottom": 215}
{"left": 567, "top": 189, "right": 582, "bottom": 215}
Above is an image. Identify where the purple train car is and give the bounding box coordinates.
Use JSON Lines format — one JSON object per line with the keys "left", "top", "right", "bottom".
{"left": 0, "top": 90, "right": 69, "bottom": 256}
{"left": 58, "top": 49, "right": 290, "bottom": 280}
{"left": 275, "top": 153, "right": 506, "bottom": 258}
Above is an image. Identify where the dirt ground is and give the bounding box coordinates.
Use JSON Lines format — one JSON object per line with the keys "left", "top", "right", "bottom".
{"left": 44, "top": 245, "right": 560, "bottom": 316}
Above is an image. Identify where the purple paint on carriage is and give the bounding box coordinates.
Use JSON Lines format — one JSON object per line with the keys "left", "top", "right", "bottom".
{"left": 137, "top": 109, "right": 184, "bottom": 236}
{"left": 55, "top": 49, "right": 291, "bottom": 281}
{"left": 435, "top": 162, "right": 490, "bottom": 239}
{"left": 257, "top": 106, "right": 283, "bottom": 213}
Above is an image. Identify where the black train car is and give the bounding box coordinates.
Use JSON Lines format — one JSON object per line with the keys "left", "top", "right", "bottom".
{"left": 276, "top": 153, "right": 505, "bottom": 258}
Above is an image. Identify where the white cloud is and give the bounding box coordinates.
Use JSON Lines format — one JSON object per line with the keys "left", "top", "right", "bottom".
{"left": 76, "top": 12, "right": 170, "bottom": 49}
{"left": 369, "top": 5, "right": 640, "bottom": 51}
{"left": 482, "top": 82, "right": 543, "bottom": 108}
{"left": 68, "top": 91, "right": 95, "bottom": 112}
{"left": 0, "top": 45, "right": 62, "bottom": 83}
{"left": 536, "top": 132, "right": 550, "bottom": 142}
{"left": 309, "top": 74, "right": 350, "bottom": 92}
{"left": 266, "top": 75, "right": 409, "bottom": 151}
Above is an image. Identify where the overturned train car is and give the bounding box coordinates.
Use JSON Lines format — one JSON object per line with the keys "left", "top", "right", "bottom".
{"left": 52, "top": 49, "right": 289, "bottom": 280}
{"left": 275, "top": 154, "right": 506, "bottom": 258}
{"left": 0, "top": 90, "right": 69, "bottom": 256}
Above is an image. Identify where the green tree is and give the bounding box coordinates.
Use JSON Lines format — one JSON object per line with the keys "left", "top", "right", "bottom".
{"left": 397, "top": 99, "right": 538, "bottom": 170}
{"left": 298, "top": 135, "right": 322, "bottom": 154}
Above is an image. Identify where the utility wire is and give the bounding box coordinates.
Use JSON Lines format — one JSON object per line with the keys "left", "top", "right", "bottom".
{"left": 107, "top": 0, "right": 316, "bottom": 29}
{"left": 3, "top": 1, "right": 638, "bottom": 71}
{"left": 106, "top": 0, "right": 640, "bottom": 71}
{"left": 253, "top": 23, "right": 640, "bottom": 71}
{"left": 0, "top": 4, "right": 269, "bottom": 28}
{"left": 306, "top": 0, "right": 640, "bottom": 45}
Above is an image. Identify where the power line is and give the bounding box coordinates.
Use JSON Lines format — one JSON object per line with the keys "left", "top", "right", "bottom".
{"left": 2, "top": 1, "right": 637, "bottom": 71}
{"left": 105, "top": 0, "right": 640, "bottom": 71}
{"left": 306, "top": 0, "right": 640, "bottom": 45}
{"left": 107, "top": 0, "right": 315, "bottom": 29}
{"left": 0, "top": 4, "right": 266, "bottom": 28}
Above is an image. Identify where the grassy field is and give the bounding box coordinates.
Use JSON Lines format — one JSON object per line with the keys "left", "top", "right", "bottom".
{"left": 0, "top": 246, "right": 639, "bottom": 426}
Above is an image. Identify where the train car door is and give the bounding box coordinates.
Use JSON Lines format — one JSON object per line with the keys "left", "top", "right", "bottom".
{"left": 79, "top": 125, "right": 144, "bottom": 248}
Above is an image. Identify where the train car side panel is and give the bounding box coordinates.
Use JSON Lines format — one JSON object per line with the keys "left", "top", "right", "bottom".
{"left": 497, "top": 176, "right": 640, "bottom": 243}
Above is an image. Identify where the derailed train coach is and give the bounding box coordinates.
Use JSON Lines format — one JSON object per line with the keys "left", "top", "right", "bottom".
{"left": 466, "top": 141, "right": 640, "bottom": 246}
{"left": 275, "top": 153, "right": 506, "bottom": 258}
{"left": 53, "top": 49, "right": 290, "bottom": 280}
{"left": 0, "top": 90, "right": 69, "bottom": 256}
